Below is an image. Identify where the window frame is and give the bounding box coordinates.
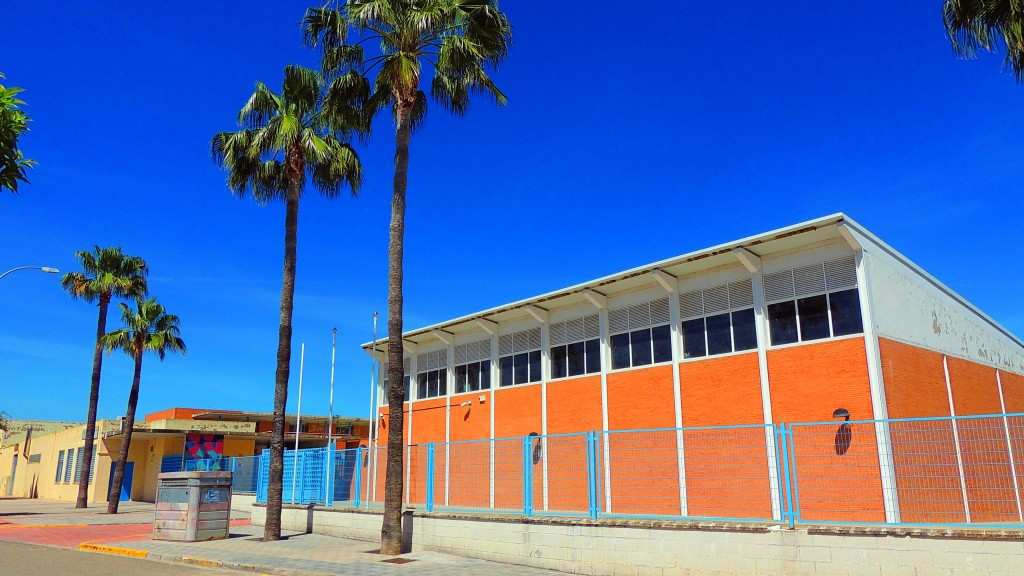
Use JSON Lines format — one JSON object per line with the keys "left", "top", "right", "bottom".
{"left": 608, "top": 323, "right": 673, "bottom": 371}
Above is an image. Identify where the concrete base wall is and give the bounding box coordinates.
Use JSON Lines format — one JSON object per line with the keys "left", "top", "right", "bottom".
{"left": 251, "top": 506, "right": 1024, "bottom": 576}
{"left": 231, "top": 493, "right": 255, "bottom": 515}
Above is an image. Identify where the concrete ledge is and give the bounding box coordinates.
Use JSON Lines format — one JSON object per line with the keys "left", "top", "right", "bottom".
{"left": 806, "top": 523, "right": 1024, "bottom": 540}
{"left": 251, "top": 504, "right": 1024, "bottom": 576}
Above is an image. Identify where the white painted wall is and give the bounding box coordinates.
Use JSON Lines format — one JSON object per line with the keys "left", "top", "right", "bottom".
{"left": 864, "top": 245, "right": 1024, "bottom": 373}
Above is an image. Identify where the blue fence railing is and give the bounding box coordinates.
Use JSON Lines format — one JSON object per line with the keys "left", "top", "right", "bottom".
{"left": 254, "top": 413, "right": 1024, "bottom": 529}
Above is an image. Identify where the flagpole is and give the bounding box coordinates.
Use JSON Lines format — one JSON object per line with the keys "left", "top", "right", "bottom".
{"left": 291, "top": 343, "right": 305, "bottom": 504}
{"left": 367, "top": 312, "right": 378, "bottom": 503}
{"left": 328, "top": 328, "right": 337, "bottom": 450}
{"left": 326, "top": 328, "right": 337, "bottom": 503}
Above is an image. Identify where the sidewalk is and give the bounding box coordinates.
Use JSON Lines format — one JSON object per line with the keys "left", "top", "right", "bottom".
{"left": 0, "top": 499, "right": 569, "bottom": 576}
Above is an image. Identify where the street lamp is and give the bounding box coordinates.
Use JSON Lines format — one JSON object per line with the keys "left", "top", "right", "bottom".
{"left": 0, "top": 266, "right": 59, "bottom": 281}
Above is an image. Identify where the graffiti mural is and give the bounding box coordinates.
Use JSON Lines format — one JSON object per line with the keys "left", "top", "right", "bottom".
{"left": 184, "top": 433, "right": 225, "bottom": 471}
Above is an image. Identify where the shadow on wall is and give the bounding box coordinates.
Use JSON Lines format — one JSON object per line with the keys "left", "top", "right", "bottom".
{"left": 29, "top": 475, "right": 38, "bottom": 499}
{"left": 401, "top": 511, "right": 415, "bottom": 554}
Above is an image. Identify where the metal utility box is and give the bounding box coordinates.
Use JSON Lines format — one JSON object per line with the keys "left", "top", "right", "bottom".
{"left": 153, "top": 471, "right": 232, "bottom": 541}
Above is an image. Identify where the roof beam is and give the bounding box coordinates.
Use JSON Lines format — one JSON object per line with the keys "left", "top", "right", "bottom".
{"left": 732, "top": 247, "right": 762, "bottom": 274}
{"left": 431, "top": 330, "right": 453, "bottom": 346}
{"left": 836, "top": 222, "right": 862, "bottom": 251}
{"left": 402, "top": 340, "right": 418, "bottom": 354}
{"left": 474, "top": 318, "right": 498, "bottom": 335}
{"left": 523, "top": 305, "right": 549, "bottom": 324}
{"left": 581, "top": 289, "right": 607, "bottom": 310}
{"left": 650, "top": 269, "right": 678, "bottom": 293}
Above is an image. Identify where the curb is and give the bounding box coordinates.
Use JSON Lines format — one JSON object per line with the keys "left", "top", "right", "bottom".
{"left": 78, "top": 543, "right": 150, "bottom": 558}
{"left": 148, "top": 552, "right": 280, "bottom": 575}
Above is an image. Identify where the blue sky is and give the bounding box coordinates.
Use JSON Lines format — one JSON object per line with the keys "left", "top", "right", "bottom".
{"left": 2, "top": 2, "right": 1022, "bottom": 423}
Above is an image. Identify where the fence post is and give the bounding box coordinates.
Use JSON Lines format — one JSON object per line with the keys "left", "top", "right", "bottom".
{"left": 354, "top": 447, "right": 363, "bottom": 509}
{"left": 777, "top": 424, "right": 796, "bottom": 528}
{"left": 586, "top": 431, "right": 599, "bottom": 519}
{"left": 426, "top": 444, "right": 435, "bottom": 513}
{"left": 326, "top": 445, "right": 335, "bottom": 507}
{"left": 523, "top": 436, "right": 533, "bottom": 516}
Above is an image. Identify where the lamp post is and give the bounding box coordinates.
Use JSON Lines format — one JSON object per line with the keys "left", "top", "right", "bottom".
{"left": 0, "top": 266, "right": 59, "bottom": 281}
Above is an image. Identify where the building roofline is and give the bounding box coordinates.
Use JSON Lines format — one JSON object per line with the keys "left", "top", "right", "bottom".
{"left": 358, "top": 211, "right": 1021, "bottom": 354}
{"left": 841, "top": 217, "right": 1024, "bottom": 350}
{"left": 362, "top": 213, "right": 848, "bottom": 350}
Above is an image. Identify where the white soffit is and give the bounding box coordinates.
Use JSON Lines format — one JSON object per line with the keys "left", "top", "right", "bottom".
{"left": 367, "top": 214, "right": 854, "bottom": 352}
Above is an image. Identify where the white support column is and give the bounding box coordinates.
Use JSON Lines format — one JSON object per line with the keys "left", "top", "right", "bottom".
{"left": 579, "top": 289, "right": 612, "bottom": 513}
{"left": 852, "top": 246, "right": 901, "bottom": 523}
{"left": 996, "top": 370, "right": 1023, "bottom": 521}
{"left": 943, "top": 355, "right": 971, "bottom": 523}
{"left": 406, "top": 348, "right": 417, "bottom": 506}
{"left": 661, "top": 272, "right": 688, "bottom": 517}
{"left": 599, "top": 307, "right": 612, "bottom": 514}
{"left": 445, "top": 344, "right": 454, "bottom": 507}
{"left": 539, "top": 319, "right": 550, "bottom": 512}
{"left": 734, "top": 247, "right": 783, "bottom": 522}
{"left": 489, "top": 333, "right": 498, "bottom": 509}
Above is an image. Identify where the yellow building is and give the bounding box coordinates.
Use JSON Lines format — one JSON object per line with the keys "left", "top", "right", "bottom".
{"left": 0, "top": 407, "right": 368, "bottom": 504}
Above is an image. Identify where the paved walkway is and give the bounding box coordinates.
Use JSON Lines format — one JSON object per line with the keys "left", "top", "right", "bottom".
{"left": 0, "top": 499, "right": 569, "bottom": 576}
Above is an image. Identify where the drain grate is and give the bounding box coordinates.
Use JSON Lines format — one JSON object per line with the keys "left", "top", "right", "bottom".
{"left": 381, "top": 558, "right": 417, "bottom": 564}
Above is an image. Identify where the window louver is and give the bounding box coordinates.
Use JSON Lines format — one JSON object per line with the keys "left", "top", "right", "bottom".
{"left": 703, "top": 285, "right": 730, "bottom": 314}
{"left": 611, "top": 298, "right": 671, "bottom": 334}
{"left": 680, "top": 290, "right": 704, "bottom": 320}
{"left": 501, "top": 328, "right": 542, "bottom": 355}
{"left": 728, "top": 280, "right": 754, "bottom": 308}
{"left": 825, "top": 256, "right": 857, "bottom": 290}
{"left": 550, "top": 314, "right": 600, "bottom": 346}
{"left": 793, "top": 263, "right": 827, "bottom": 297}
{"left": 417, "top": 349, "right": 447, "bottom": 371}
{"left": 680, "top": 279, "right": 755, "bottom": 319}
{"left": 455, "top": 338, "right": 491, "bottom": 364}
{"left": 764, "top": 256, "right": 858, "bottom": 304}
{"left": 763, "top": 270, "right": 795, "bottom": 304}
{"left": 609, "top": 308, "right": 629, "bottom": 334}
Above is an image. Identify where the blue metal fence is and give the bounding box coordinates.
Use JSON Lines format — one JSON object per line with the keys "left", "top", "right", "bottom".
{"left": 253, "top": 413, "right": 1024, "bottom": 529}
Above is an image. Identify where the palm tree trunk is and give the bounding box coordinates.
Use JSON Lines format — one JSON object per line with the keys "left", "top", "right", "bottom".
{"left": 265, "top": 150, "right": 302, "bottom": 542}
{"left": 381, "top": 97, "right": 414, "bottom": 556}
{"left": 77, "top": 294, "right": 110, "bottom": 508}
{"left": 107, "top": 349, "right": 142, "bottom": 514}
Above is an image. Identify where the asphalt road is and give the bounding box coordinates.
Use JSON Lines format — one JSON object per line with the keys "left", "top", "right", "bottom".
{"left": 0, "top": 541, "right": 244, "bottom": 576}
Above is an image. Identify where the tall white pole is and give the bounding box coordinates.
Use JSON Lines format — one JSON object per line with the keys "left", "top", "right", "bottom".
{"left": 367, "top": 312, "right": 378, "bottom": 502}
{"left": 291, "top": 343, "right": 305, "bottom": 504}
{"left": 326, "top": 328, "right": 337, "bottom": 503}
{"left": 328, "top": 328, "right": 337, "bottom": 450}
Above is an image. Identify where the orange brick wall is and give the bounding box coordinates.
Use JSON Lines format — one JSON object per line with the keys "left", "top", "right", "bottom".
{"left": 767, "top": 338, "right": 884, "bottom": 522}
{"left": 767, "top": 338, "right": 875, "bottom": 423}
{"left": 447, "top": 391, "right": 492, "bottom": 510}
{"left": 879, "top": 338, "right": 950, "bottom": 419}
{"left": 606, "top": 365, "right": 679, "bottom": 516}
{"left": 493, "top": 385, "right": 542, "bottom": 510}
{"left": 545, "top": 375, "right": 602, "bottom": 513}
{"left": 678, "top": 352, "right": 772, "bottom": 519}
{"left": 876, "top": 338, "right": 961, "bottom": 522}
{"left": 946, "top": 358, "right": 1015, "bottom": 522}
{"left": 679, "top": 352, "right": 763, "bottom": 426}
{"left": 546, "top": 375, "right": 603, "bottom": 434}
{"left": 407, "top": 398, "right": 447, "bottom": 504}
{"left": 448, "top": 391, "right": 491, "bottom": 442}
{"left": 1002, "top": 371, "right": 1024, "bottom": 413}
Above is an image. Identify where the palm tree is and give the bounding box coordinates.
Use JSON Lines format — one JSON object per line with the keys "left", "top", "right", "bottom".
{"left": 211, "top": 64, "right": 363, "bottom": 541}
{"left": 943, "top": 0, "right": 1024, "bottom": 81}
{"left": 304, "top": 0, "right": 511, "bottom": 554}
{"left": 61, "top": 247, "right": 148, "bottom": 509}
{"left": 103, "top": 297, "right": 186, "bottom": 514}
{"left": 0, "top": 72, "right": 37, "bottom": 194}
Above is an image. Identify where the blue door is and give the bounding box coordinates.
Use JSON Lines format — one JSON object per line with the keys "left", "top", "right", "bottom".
{"left": 108, "top": 461, "right": 134, "bottom": 501}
